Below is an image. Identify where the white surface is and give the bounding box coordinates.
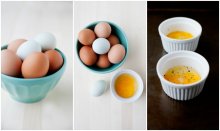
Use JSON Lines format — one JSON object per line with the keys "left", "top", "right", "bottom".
{"left": 1, "top": 2, "right": 73, "bottom": 129}
{"left": 74, "top": 1, "right": 146, "bottom": 130}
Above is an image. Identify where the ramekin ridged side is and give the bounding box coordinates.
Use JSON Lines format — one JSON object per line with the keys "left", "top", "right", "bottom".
{"left": 159, "top": 79, "right": 206, "bottom": 100}
{"left": 160, "top": 35, "right": 200, "bottom": 52}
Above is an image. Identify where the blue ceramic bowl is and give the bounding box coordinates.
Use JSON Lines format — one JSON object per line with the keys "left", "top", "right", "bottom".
{"left": 1, "top": 45, "right": 66, "bottom": 103}
{"left": 76, "top": 21, "right": 128, "bottom": 74}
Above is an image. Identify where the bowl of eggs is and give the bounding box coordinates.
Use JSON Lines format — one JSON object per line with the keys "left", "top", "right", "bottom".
{"left": 76, "top": 21, "right": 128, "bottom": 73}
{"left": 158, "top": 17, "right": 202, "bottom": 52}
{"left": 156, "top": 50, "right": 209, "bottom": 100}
{"left": 1, "top": 32, "right": 66, "bottom": 103}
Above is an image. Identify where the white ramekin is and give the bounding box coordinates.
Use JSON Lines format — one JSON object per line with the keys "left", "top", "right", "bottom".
{"left": 110, "top": 69, "right": 144, "bottom": 103}
{"left": 158, "top": 17, "right": 202, "bottom": 53}
{"left": 156, "top": 51, "right": 209, "bottom": 100}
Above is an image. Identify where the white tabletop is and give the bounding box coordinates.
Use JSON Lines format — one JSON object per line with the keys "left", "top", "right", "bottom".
{"left": 1, "top": 2, "right": 73, "bottom": 130}
{"left": 74, "top": 1, "right": 146, "bottom": 130}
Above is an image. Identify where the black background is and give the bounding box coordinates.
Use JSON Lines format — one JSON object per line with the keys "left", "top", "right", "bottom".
{"left": 147, "top": 1, "right": 219, "bottom": 130}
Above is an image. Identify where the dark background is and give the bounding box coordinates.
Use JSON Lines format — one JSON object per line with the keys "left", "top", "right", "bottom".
{"left": 147, "top": 1, "right": 219, "bottom": 130}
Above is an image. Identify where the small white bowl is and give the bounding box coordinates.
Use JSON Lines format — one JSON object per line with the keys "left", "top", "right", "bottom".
{"left": 158, "top": 17, "right": 202, "bottom": 52}
{"left": 156, "top": 51, "right": 209, "bottom": 100}
{"left": 110, "top": 69, "right": 144, "bottom": 103}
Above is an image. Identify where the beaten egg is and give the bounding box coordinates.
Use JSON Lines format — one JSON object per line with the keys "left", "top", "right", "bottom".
{"left": 164, "top": 66, "right": 201, "bottom": 84}
{"left": 115, "top": 73, "right": 137, "bottom": 98}
{"left": 167, "top": 31, "right": 193, "bottom": 40}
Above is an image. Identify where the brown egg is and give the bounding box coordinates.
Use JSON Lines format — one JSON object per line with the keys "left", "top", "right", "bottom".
{"left": 7, "top": 39, "right": 27, "bottom": 52}
{"left": 79, "top": 46, "right": 97, "bottom": 66}
{"left": 22, "top": 52, "right": 49, "bottom": 78}
{"left": 78, "top": 29, "right": 96, "bottom": 45}
{"left": 1, "top": 49, "right": 22, "bottom": 77}
{"left": 96, "top": 54, "right": 111, "bottom": 68}
{"left": 94, "top": 22, "right": 111, "bottom": 38}
{"left": 108, "top": 44, "right": 126, "bottom": 64}
{"left": 107, "top": 34, "right": 119, "bottom": 47}
{"left": 45, "top": 50, "right": 63, "bottom": 73}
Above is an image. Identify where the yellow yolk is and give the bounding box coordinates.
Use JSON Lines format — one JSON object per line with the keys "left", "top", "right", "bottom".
{"left": 115, "top": 73, "right": 137, "bottom": 98}
{"left": 167, "top": 31, "right": 193, "bottom": 40}
{"left": 164, "top": 66, "right": 201, "bottom": 84}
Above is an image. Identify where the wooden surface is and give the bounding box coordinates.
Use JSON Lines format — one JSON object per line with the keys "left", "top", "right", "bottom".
{"left": 147, "top": 1, "right": 219, "bottom": 130}
{"left": 1, "top": 2, "right": 73, "bottom": 129}
{"left": 74, "top": 1, "right": 146, "bottom": 130}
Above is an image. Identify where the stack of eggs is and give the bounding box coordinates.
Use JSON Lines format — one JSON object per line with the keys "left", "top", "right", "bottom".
{"left": 78, "top": 22, "right": 126, "bottom": 68}
{"left": 1, "top": 32, "right": 63, "bottom": 78}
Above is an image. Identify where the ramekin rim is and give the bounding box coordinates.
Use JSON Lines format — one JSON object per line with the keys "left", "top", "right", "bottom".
{"left": 158, "top": 17, "right": 202, "bottom": 42}
{"left": 156, "top": 50, "right": 210, "bottom": 88}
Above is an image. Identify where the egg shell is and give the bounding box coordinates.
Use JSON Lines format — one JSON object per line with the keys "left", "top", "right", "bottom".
{"left": 45, "top": 49, "right": 63, "bottom": 74}
{"left": 79, "top": 46, "right": 97, "bottom": 66}
{"left": 78, "top": 29, "right": 96, "bottom": 45}
{"left": 90, "top": 80, "right": 107, "bottom": 97}
{"left": 92, "top": 38, "right": 110, "bottom": 55}
{"left": 96, "top": 54, "right": 111, "bottom": 68}
{"left": 107, "top": 34, "right": 119, "bottom": 47}
{"left": 34, "top": 32, "right": 56, "bottom": 51}
{"left": 108, "top": 44, "right": 126, "bottom": 64}
{"left": 22, "top": 52, "right": 49, "bottom": 78}
{"left": 16, "top": 40, "right": 42, "bottom": 60}
{"left": 7, "top": 39, "right": 27, "bottom": 52}
{"left": 94, "top": 22, "right": 111, "bottom": 38}
{"left": 1, "top": 49, "right": 22, "bottom": 77}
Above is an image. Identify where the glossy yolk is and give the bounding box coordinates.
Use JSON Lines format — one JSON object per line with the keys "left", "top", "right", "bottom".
{"left": 164, "top": 66, "right": 201, "bottom": 84}
{"left": 167, "top": 31, "right": 193, "bottom": 40}
{"left": 115, "top": 73, "right": 137, "bottom": 98}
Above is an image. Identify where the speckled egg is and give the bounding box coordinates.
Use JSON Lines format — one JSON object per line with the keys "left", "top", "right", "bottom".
{"left": 94, "top": 22, "right": 111, "bottom": 38}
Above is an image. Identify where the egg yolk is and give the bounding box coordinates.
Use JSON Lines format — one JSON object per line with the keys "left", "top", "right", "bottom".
{"left": 164, "top": 66, "right": 201, "bottom": 84}
{"left": 167, "top": 31, "right": 193, "bottom": 40}
{"left": 115, "top": 73, "right": 137, "bottom": 98}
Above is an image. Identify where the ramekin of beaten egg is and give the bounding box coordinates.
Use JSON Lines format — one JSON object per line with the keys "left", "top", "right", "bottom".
{"left": 76, "top": 21, "right": 128, "bottom": 74}
{"left": 158, "top": 17, "right": 202, "bottom": 52}
{"left": 110, "top": 69, "right": 144, "bottom": 103}
{"left": 1, "top": 33, "right": 66, "bottom": 103}
{"left": 156, "top": 51, "right": 209, "bottom": 100}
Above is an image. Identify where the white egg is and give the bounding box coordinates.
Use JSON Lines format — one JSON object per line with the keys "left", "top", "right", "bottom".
{"left": 90, "top": 80, "right": 107, "bottom": 97}
{"left": 34, "top": 32, "right": 56, "bottom": 51}
{"left": 92, "top": 38, "right": 110, "bottom": 54}
{"left": 16, "top": 40, "right": 41, "bottom": 60}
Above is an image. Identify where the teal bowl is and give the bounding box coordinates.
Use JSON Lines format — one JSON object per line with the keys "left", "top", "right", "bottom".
{"left": 76, "top": 21, "right": 128, "bottom": 74}
{"left": 1, "top": 45, "right": 66, "bottom": 103}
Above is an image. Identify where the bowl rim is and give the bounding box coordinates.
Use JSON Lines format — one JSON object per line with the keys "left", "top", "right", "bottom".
{"left": 1, "top": 45, "right": 67, "bottom": 81}
{"left": 110, "top": 69, "right": 144, "bottom": 103}
{"left": 158, "top": 17, "right": 202, "bottom": 42}
{"left": 156, "top": 50, "right": 210, "bottom": 88}
{"left": 75, "top": 20, "right": 128, "bottom": 74}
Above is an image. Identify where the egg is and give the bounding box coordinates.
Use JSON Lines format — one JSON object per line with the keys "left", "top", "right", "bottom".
{"left": 34, "top": 32, "right": 56, "bottom": 51}
{"left": 1, "top": 49, "right": 22, "bottom": 77}
{"left": 78, "top": 29, "right": 96, "bottom": 45}
{"left": 96, "top": 54, "right": 111, "bottom": 68}
{"left": 45, "top": 50, "right": 63, "bottom": 73}
{"left": 94, "top": 22, "right": 111, "bottom": 38}
{"left": 16, "top": 40, "right": 41, "bottom": 60}
{"left": 107, "top": 34, "right": 119, "bottom": 47}
{"left": 90, "top": 80, "right": 107, "bottom": 97}
{"left": 108, "top": 44, "right": 126, "bottom": 64}
{"left": 7, "top": 39, "right": 27, "bottom": 52}
{"left": 22, "top": 52, "right": 49, "bottom": 78}
{"left": 92, "top": 38, "right": 110, "bottom": 54}
{"left": 79, "top": 46, "right": 97, "bottom": 66}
